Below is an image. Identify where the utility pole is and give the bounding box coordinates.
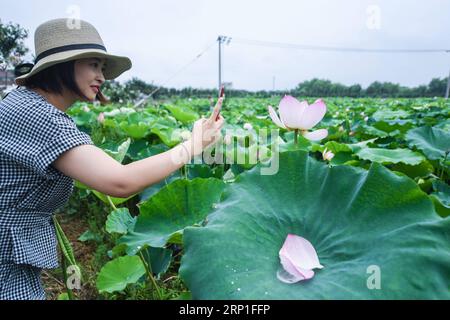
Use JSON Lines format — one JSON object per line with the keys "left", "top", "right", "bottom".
{"left": 273, "top": 76, "right": 276, "bottom": 91}
{"left": 218, "top": 36, "right": 224, "bottom": 92}
{"left": 217, "top": 36, "right": 232, "bottom": 93}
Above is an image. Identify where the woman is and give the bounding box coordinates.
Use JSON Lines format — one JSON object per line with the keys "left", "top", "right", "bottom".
{"left": 0, "top": 18, "right": 225, "bottom": 300}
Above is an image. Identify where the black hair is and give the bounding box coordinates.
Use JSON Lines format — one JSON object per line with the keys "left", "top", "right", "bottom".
{"left": 24, "top": 60, "right": 84, "bottom": 98}
{"left": 14, "top": 63, "right": 34, "bottom": 77}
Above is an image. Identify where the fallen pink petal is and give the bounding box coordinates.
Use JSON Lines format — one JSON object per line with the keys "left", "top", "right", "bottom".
{"left": 277, "top": 234, "right": 323, "bottom": 284}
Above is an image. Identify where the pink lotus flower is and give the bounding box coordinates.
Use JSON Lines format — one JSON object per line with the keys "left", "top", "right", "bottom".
{"left": 277, "top": 234, "right": 323, "bottom": 283}
{"left": 268, "top": 95, "right": 328, "bottom": 141}
{"left": 97, "top": 112, "right": 105, "bottom": 123}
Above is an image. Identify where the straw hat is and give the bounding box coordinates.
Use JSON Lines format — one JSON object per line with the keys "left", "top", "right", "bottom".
{"left": 15, "top": 18, "right": 132, "bottom": 86}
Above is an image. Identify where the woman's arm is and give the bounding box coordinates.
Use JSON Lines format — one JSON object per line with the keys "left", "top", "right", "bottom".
{"left": 53, "top": 98, "right": 225, "bottom": 198}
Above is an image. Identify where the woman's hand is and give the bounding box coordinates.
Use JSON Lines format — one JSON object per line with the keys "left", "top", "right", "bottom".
{"left": 188, "top": 97, "right": 225, "bottom": 157}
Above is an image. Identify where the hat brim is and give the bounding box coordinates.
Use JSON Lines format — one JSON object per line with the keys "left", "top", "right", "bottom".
{"left": 15, "top": 49, "right": 132, "bottom": 86}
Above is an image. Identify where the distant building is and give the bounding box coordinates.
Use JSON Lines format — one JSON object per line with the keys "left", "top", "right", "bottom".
{"left": 0, "top": 70, "right": 15, "bottom": 89}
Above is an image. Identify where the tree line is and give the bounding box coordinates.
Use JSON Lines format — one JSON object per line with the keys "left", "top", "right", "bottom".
{"left": 102, "top": 76, "right": 450, "bottom": 102}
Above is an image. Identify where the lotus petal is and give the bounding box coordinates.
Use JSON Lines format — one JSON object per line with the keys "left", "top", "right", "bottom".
{"left": 280, "top": 234, "right": 323, "bottom": 273}
{"left": 298, "top": 99, "right": 327, "bottom": 130}
{"left": 278, "top": 96, "right": 307, "bottom": 129}
{"left": 268, "top": 105, "right": 286, "bottom": 129}
{"left": 303, "top": 129, "right": 328, "bottom": 141}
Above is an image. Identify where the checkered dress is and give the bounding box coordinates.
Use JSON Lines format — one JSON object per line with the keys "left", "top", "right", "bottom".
{"left": 0, "top": 86, "right": 94, "bottom": 299}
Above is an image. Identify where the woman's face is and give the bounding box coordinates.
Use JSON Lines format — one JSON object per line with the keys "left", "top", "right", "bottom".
{"left": 74, "top": 58, "right": 106, "bottom": 101}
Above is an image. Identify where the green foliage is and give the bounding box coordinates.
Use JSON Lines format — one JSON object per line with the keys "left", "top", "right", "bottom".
{"left": 0, "top": 19, "right": 29, "bottom": 68}
{"left": 100, "top": 76, "right": 450, "bottom": 102}
{"left": 180, "top": 151, "right": 450, "bottom": 299}
{"left": 61, "top": 95, "right": 449, "bottom": 300}
{"left": 118, "top": 178, "right": 226, "bottom": 254}
{"left": 96, "top": 255, "right": 146, "bottom": 294}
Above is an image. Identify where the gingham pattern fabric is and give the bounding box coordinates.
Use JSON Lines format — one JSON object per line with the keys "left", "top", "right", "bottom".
{"left": 0, "top": 263, "right": 45, "bottom": 300}
{"left": 0, "top": 86, "right": 94, "bottom": 272}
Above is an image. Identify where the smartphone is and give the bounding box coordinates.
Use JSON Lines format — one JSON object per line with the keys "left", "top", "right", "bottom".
{"left": 216, "top": 85, "right": 225, "bottom": 121}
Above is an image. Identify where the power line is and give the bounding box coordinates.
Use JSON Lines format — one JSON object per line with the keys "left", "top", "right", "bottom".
{"left": 134, "top": 41, "right": 216, "bottom": 108}
{"left": 132, "top": 35, "right": 450, "bottom": 105}
{"left": 226, "top": 36, "right": 450, "bottom": 97}
{"left": 230, "top": 37, "right": 450, "bottom": 53}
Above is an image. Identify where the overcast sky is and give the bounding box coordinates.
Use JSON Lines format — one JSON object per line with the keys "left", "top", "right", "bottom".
{"left": 2, "top": 0, "right": 450, "bottom": 91}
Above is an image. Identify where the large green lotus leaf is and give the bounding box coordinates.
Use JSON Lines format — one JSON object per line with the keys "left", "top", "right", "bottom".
{"left": 141, "top": 247, "right": 173, "bottom": 278}
{"left": 322, "top": 141, "right": 352, "bottom": 154}
{"left": 164, "top": 104, "right": 199, "bottom": 124}
{"left": 432, "top": 180, "right": 450, "bottom": 206}
{"left": 310, "top": 142, "right": 357, "bottom": 166}
{"left": 75, "top": 139, "right": 136, "bottom": 205}
{"left": 96, "top": 255, "right": 145, "bottom": 294}
{"left": 151, "top": 127, "right": 184, "bottom": 147}
{"left": 372, "top": 121, "right": 413, "bottom": 137}
{"left": 347, "top": 138, "right": 378, "bottom": 153}
{"left": 372, "top": 109, "right": 410, "bottom": 121}
{"left": 127, "top": 141, "right": 169, "bottom": 161}
{"left": 119, "top": 178, "right": 226, "bottom": 254}
{"left": 355, "top": 148, "right": 425, "bottom": 165}
{"left": 73, "top": 184, "right": 136, "bottom": 206}
{"left": 430, "top": 180, "right": 450, "bottom": 218}
{"left": 149, "top": 117, "right": 182, "bottom": 147}
{"left": 179, "top": 151, "right": 450, "bottom": 299}
{"left": 330, "top": 152, "right": 357, "bottom": 166}
{"left": 139, "top": 163, "right": 224, "bottom": 203}
{"left": 74, "top": 180, "right": 89, "bottom": 190}
{"left": 431, "top": 195, "right": 450, "bottom": 218}
{"left": 72, "top": 112, "right": 95, "bottom": 127}
{"left": 325, "top": 126, "right": 346, "bottom": 141}
{"left": 106, "top": 208, "right": 137, "bottom": 235}
{"left": 102, "top": 138, "right": 131, "bottom": 163}
{"left": 119, "top": 121, "right": 152, "bottom": 139}
{"left": 359, "top": 125, "right": 389, "bottom": 138}
{"left": 92, "top": 190, "right": 135, "bottom": 206}
{"left": 434, "top": 119, "right": 450, "bottom": 132}
{"left": 278, "top": 134, "right": 312, "bottom": 153}
{"left": 222, "top": 143, "right": 271, "bottom": 170}
{"left": 406, "top": 126, "right": 450, "bottom": 161}
{"left": 390, "top": 161, "right": 434, "bottom": 179}
{"left": 139, "top": 171, "right": 182, "bottom": 202}
{"left": 74, "top": 139, "right": 131, "bottom": 192}
{"left": 100, "top": 140, "right": 139, "bottom": 205}
{"left": 127, "top": 139, "right": 149, "bottom": 160}
{"left": 102, "top": 118, "right": 118, "bottom": 130}
{"left": 138, "top": 161, "right": 225, "bottom": 202}
{"left": 186, "top": 164, "right": 224, "bottom": 180}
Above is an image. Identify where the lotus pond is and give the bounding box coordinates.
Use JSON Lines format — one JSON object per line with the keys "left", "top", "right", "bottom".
{"left": 54, "top": 96, "right": 449, "bottom": 300}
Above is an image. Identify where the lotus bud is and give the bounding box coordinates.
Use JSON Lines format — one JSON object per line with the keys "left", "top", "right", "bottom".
{"left": 322, "top": 148, "right": 335, "bottom": 161}
{"left": 97, "top": 112, "right": 105, "bottom": 124}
